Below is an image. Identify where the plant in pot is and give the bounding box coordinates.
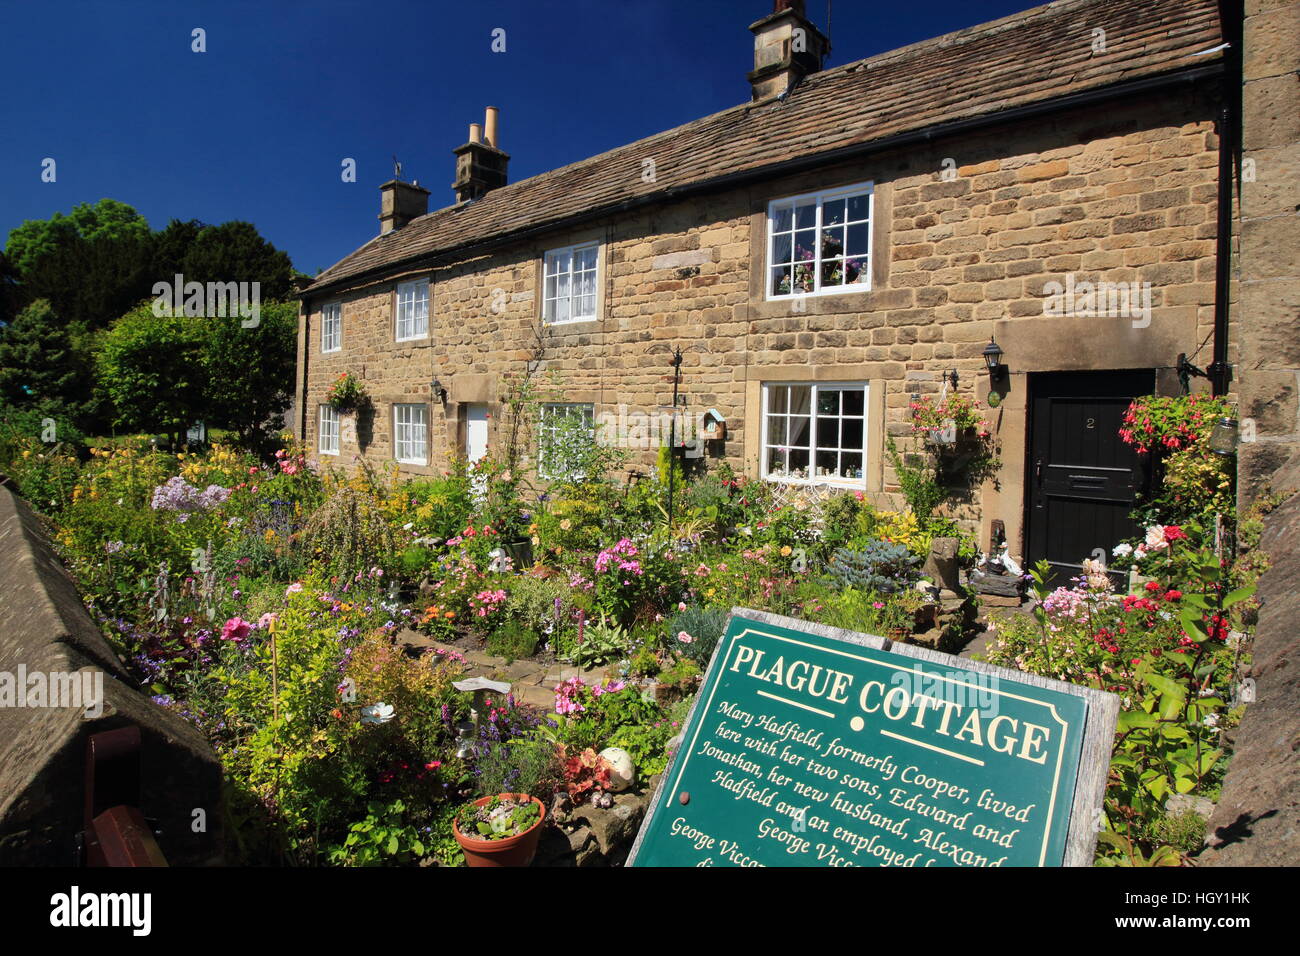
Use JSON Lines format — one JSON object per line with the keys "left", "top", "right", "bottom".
{"left": 326, "top": 371, "right": 370, "bottom": 413}
{"left": 452, "top": 793, "right": 546, "bottom": 867}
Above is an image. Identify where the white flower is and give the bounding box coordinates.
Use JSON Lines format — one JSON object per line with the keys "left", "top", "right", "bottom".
{"left": 1144, "top": 525, "right": 1169, "bottom": 552}
{"left": 1112, "top": 543, "right": 1133, "bottom": 558}
{"left": 360, "top": 702, "right": 395, "bottom": 724}
{"left": 403, "top": 522, "right": 414, "bottom": 530}
{"left": 1133, "top": 547, "right": 1147, "bottom": 561}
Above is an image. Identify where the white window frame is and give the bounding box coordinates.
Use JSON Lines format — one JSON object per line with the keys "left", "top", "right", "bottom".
{"left": 537, "top": 403, "right": 596, "bottom": 479}
{"left": 393, "top": 403, "right": 428, "bottom": 465}
{"left": 765, "top": 182, "right": 874, "bottom": 301}
{"left": 760, "top": 382, "right": 868, "bottom": 488}
{"left": 394, "top": 279, "right": 429, "bottom": 341}
{"left": 321, "top": 302, "right": 342, "bottom": 353}
{"left": 542, "top": 242, "right": 600, "bottom": 325}
{"left": 318, "top": 405, "right": 340, "bottom": 456}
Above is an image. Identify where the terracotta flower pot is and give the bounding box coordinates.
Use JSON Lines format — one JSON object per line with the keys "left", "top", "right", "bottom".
{"left": 453, "top": 794, "right": 547, "bottom": 867}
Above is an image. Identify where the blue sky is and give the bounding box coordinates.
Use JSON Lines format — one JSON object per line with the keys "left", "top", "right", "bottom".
{"left": 0, "top": 0, "right": 1040, "bottom": 277}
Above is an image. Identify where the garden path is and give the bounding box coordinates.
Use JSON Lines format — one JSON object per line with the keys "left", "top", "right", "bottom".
{"left": 395, "top": 627, "right": 615, "bottom": 711}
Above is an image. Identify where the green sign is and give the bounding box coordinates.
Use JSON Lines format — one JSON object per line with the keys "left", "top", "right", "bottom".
{"left": 629, "top": 610, "right": 1117, "bottom": 867}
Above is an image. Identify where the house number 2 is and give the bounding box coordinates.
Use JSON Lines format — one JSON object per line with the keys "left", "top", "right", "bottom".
{"left": 1086, "top": 418, "right": 1096, "bottom": 429}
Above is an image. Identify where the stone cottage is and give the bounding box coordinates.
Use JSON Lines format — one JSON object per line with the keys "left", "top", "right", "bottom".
{"left": 295, "top": 0, "right": 1273, "bottom": 578}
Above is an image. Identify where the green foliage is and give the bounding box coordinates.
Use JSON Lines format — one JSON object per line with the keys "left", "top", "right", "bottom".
{"left": 95, "top": 304, "right": 207, "bottom": 440}
{"left": 457, "top": 794, "right": 541, "bottom": 840}
{"left": 666, "top": 604, "right": 728, "bottom": 665}
{"left": 0, "top": 299, "right": 92, "bottom": 421}
{"left": 565, "top": 615, "right": 632, "bottom": 668}
{"left": 301, "top": 482, "right": 397, "bottom": 579}
{"left": 201, "top": 301, "right": 298, "bottom": 451}
{"left": 486, "top": 620, "right": 540, "bottom": 662}
{"left": 608, "top": 718, "right": 675, "bottom": 778}
{"left": 885, "top": 436, "right": 946, "bottom": 520}
{"left": 328, "top": 800, "right": 427, "bottom": 866}
{"left": 472, "top": 736, "right": 560, "bottom": 799}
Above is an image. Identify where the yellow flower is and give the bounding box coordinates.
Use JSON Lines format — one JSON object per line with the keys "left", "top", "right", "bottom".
{"left": 780, "top": 545, "right": 792, "bottom": 557}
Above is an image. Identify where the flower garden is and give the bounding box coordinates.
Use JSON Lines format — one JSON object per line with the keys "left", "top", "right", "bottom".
{"left": 0, "top": 389, "right": 1268, "bottom": 867}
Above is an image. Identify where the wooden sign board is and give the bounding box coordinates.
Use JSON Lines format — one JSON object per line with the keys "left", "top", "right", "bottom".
{"left": 628, "top": 609, "right": 1118, "bottom": 867}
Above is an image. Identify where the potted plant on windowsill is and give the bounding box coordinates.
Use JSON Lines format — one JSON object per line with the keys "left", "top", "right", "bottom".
{"left": 326, "top": 371, "right": 370, "bottom": 413}
{"left": 452, "top": 793, "right": 547, "bottom": 867}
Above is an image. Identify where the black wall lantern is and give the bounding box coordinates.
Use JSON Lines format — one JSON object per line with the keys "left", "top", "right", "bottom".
{"left": 431, "top": 377, "right": 447, "bottom": 403}
{"left": 982, "top": 337, "right": 1004, "bottom": 375}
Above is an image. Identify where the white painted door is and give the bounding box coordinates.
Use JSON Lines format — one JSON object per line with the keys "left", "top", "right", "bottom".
{"left": 466, "top": 403, "right": 488, "bottom": 465}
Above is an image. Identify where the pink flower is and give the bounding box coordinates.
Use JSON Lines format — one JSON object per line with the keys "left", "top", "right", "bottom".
{"left": 285, "top": 582, "right": 304, "bottom": 595}
{"left": 257, "top": 612, "right": 277, "bottom": 629}
{"left": 221, "top": 617, "right": 251, "bottom": 642}
{"left": 678, "top": 631, "right": 695, "bottom": 644}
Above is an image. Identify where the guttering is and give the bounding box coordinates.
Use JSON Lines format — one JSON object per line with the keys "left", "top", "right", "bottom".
{"left": 301, "top": 61, "right": 1225, "bottom": 301}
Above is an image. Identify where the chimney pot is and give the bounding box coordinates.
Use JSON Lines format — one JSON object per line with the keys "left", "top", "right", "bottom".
{"left": 453, "top": 107, "right": 509, "bottom": 203}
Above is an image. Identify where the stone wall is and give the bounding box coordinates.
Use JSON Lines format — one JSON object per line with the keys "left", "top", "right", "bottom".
{"left": 1236, "top": 0, "right": 1300, "bottom": 505}
{"left": 1201, "top": 452, "right": 1300, "bottom": 865}
{"left": 0, "top": 486, "right": 224, "bottom": 865}
{"left": 300, "top": 82, "right": 1224, "bottom": 553}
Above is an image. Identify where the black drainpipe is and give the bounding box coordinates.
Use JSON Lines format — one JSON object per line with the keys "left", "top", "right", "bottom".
{"left": 299, "top": 299, "right": 310, "bottom": 442}
{"left": 1210, "top": 0, "right": 1244, "bottom": 396}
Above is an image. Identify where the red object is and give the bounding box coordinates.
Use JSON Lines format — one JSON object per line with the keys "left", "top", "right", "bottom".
{"left": 453, "top": 794, "right": 546, "bottom": 867}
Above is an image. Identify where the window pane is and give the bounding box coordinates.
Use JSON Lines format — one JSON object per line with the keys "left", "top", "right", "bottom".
{"left": 793, "top": 262, "right": 815, "bottom": 293}
{"left": 789, "top": 415, "right": 810, "bottom": 448}
{"left": 817, "top": 416, "right": 840, "bottom": 449}
{"left": 841, "top": 417, "right": 864, "bottom": 450}
{"left": 788, "top": 447, "right": 809, "bottom": 477}
{"left": 788, "top": 386, "right": 811, "bottom": 416}
{"left": 767, "top": 446, "right": 787, "bottom": 475}
{"left": 823, "top": 198, "right": 846, "bottom": 225}
{"left": 766, "top": 415, "right": 786, "bottom": 446}
{"left": 847, "top": 193, "right": 870, "bottom": 221}
{"left": 816, "top": 449, "right": 839, "bottom": 479}
{"left": 770, "top": 265, "right": 791, "bottom": 296}
{"left": 576, "top": 246, "right": 597, "bottom": 271}
{"left": 821, "top": 227, "right": 844, "bottom": 259}
{"left": 772, "top": 233, "right": 792, "bottom": 263}
{"left": 794, "top": 202, "right": 816, "bottom": 229}
{"left": 841, "top": 452, "right": 863, "bottom": 478}
{"left": 842, "top": 388, "right": 865, "bottom": 416}
{"left": 768, "top": 386, "right": 788, "bottom": 414}
{"left": 772, "top": 206, "right": 793, "bottom": 232}
{"left": 794, "top": 230, "right": 816, "bottom": 261}
{"left": 847, "top": 222, "right": 870, "bottom": 257}
{"left": 845, "top": 257, "right": 869, "bottom": 285}
{"left": 817, "top": 389, "right": 840, "bottom": 414}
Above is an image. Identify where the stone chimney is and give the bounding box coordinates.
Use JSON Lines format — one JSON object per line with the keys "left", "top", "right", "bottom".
{"left": 378, "top": 179, "right": 430, "bottom": 234}
{"left": 453, "top": 106, "right": 510, "bottom": 203}
{"left": 748, "top": 0, "right": 830, "bottom": 102}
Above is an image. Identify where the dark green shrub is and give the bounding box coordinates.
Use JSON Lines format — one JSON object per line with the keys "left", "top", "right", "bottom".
{"left": 487, "top": 620, "right": 540, "bottom": 662}
{"left": 667, "top": 604, "right": 728, "bottom": 665}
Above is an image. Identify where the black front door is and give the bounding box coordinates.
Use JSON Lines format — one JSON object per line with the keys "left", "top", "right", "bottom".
{"left": 1025, "top": 370, "right": 1154, "bottom": 584}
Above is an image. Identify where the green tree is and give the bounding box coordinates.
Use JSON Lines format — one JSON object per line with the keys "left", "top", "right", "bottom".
{"left": 201, "top": 300, "right": 298, "bottom": 451}
{"left": 181, "top": 221, "right": 295, "bottom": 301}
{"left": 5, "top": 198, "right": 150, "bottom": 275}
{"left": 0, "top": 299, "right": 91, "bottom": 420}
{"left": 95, "top": 303, "right": 206, "bottom": 444}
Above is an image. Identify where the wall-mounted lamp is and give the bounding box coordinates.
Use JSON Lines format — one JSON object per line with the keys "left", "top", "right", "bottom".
{"left": 943, "top": 369, "right": 959, "bottom": 389}
{"left": 431, "top": 377, "right": 447, "bottom": 403}
{"left": 1209, "top": 417, "right": 1240, "bottom": 456}
{"left": 982, "top": 338, "right": 1005, "bottom": 375}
